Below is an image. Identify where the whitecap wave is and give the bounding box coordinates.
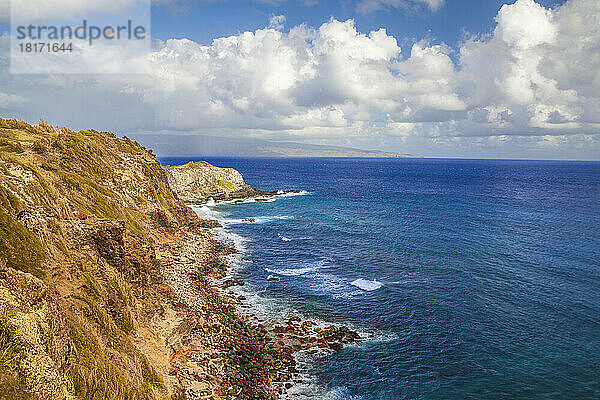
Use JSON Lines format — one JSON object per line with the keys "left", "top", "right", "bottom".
{"left": 266, "top": 262, "right": 379, "bottom": 299}
{"left": 190, "top": 204, "right": 224, "bottom": 222}
{"left": 213, "top": 227, "right": 248, "bottom": 254}
{"left": 266, "top": 265, "right": 356, "bottom": 299}
{"left": 278, "top": 233, "right": 292, "bottom": 241}
{"left": 311, "top": 273, "right": 356, "bottom": 299}
{"left": 363, "top": 330, "right": 400, "bottom": 343}
{"left": 350, "top": 279, "right": 384, "bottom": 292}
{"left": 218, "top": 191, "right": 309, "bottom": 204}
{"left": 265, "top": 265, "right": 321, "bottom": 276}
{"left": 214, "top": 196, "right": 277, "bottom": 205}
{"left": 265, "top": 259, "right": 329, "bottom": 277}
{"left": 276, "top": 190, "right": 310, "bottom": 198}
{"left": 205, "top": 190, "right": 308, "bottom": 207}
{"left": 324, "top": 387, "right": 363, "bottom": 400}
{"left": 278, "top": 233, "right": 312, "bottom": 242}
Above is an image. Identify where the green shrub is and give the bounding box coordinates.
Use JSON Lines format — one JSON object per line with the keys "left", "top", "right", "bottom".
{"left": 0, "top": 210, "right": 45, "bottom": 278}
{"left": 0, "top": 315, "right": 25, "bottom": 375}
{"left": 84, "top": 274, "right": 104, "bottom": 300}
{"left": 218, "top": 180, "right": 235, "bottom": 190}
{"left": 0, "top": 315, "right": 31, "bottom": 400}
{"left": 120, "top": 311, "right": 134, "bottom": 334}
{"left": 0, "top": 185, "right": 22, "bottom": 214}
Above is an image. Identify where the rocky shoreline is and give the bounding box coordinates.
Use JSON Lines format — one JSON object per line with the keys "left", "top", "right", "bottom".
{"left": 163, "top": 161, "right": 363, "bottom": 397}
{"left": 159, "top": 193, "right": 362, "bottom": 398}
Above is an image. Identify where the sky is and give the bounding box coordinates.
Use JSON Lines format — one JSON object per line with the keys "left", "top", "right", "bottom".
{"left": 0, "top": 0, "right": 599, "bottom": 159}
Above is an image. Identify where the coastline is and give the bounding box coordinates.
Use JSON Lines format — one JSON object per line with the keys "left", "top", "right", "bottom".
{"left": 172, "top": 190, "right": 363, "bottom": 398}
{"left": 0, "top": 118, "right": 360, "bottom": 399}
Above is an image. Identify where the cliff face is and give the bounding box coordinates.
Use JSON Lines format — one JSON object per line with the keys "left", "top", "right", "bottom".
{"left": 165, "top": 162, "right": 257, "bottom": 203}
{"left": 0, "top": 119, "right": 281, "bottom": 400}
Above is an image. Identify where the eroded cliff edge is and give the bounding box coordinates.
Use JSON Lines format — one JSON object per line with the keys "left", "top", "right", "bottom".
{"left": 164, "top": 161, "right": 303, "bottom": 205}
{"left": 164, "top": 161, "right": 258, "bottom": 203}
{"left": 0, "top": 119, "right": 285, "bottom": 400}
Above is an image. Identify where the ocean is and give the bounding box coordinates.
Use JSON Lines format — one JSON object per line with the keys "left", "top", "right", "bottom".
{"left": 161, "top": 157, "right": 600, "bottom": 400}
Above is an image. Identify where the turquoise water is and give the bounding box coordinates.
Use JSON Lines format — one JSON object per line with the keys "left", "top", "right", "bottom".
{"left": 162, "top": 157, "right": 600, "bottom": 399}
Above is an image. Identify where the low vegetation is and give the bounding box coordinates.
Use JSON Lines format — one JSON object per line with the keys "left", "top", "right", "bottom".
{"left": 0, "top": 313, "right": 31, "bottom": 400}
{"left": 0, "top": 118, "right": 180, "bottom": 399}
{"left": 0, "top": 209, "right": 45, "bottom": 278}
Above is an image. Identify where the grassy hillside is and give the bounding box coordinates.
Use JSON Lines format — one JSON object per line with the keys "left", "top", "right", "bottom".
{"left": 0, "top": 118, "right": 185, "bottom": 399}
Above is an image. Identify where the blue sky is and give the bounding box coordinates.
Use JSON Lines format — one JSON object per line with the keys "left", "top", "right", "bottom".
{"left": 1, "top": 1, "right": 566, "bottom": 47}
{"left": 150, "top": 0, "right": 565, "bottom": 47}
{"left": 0, "top": 1, "right": 567, "bottom": 49}
{"left": 0, "top": 0, "right": 598, "bottom": 159}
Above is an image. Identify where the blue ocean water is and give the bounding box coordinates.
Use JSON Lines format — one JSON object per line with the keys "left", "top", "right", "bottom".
{"left": 162, "top": 157, "right": 600, "bottom": 399}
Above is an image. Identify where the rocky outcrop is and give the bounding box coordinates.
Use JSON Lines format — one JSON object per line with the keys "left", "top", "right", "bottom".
{"left": 165, "top": 162, "right": 258, "bottom": 203}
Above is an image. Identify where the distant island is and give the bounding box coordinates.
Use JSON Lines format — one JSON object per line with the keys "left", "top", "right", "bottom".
{"left": 133, "top": 133, "right": 419, "bottom": 158}
{"left": 258, "top": 144, "right": 418, "bottom": 158}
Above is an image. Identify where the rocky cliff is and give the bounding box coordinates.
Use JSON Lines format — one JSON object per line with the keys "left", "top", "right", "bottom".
{"left": 0, "top": 119, "right": 285, "bottom": 400}
{"left": 164, "top": 161, "right": 258, "bottom": 203}
{"left": 0, "top": 119, "right": 360, "bottom": 400}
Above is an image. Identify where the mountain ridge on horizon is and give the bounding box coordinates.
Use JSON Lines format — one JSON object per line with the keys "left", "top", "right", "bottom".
{"left": 133, "top": 134, "right": 419, "bottom": 158}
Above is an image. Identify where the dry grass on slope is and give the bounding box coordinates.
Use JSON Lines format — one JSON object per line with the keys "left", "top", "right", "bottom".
{"left": 0, "top": 118, "right": 182, "bottom": 400}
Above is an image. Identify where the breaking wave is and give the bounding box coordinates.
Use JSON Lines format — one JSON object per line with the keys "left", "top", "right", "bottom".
{"left": 350, "top": 279, "right": 384, "bottom": 292}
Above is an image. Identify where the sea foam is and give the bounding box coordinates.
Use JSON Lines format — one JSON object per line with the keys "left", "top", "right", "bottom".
{"left": 265, "top": 258, "right": 329, "bottom": 277}
{"left": 265, "top": 265, "right": 321, "bottom": 276}
{"left": 191, "top": 204, "right": 222, "bottom": 221}
{"left": 276, "top": 190, "right": 310, "bottom": 197}
{"left": 278, "top": 233, "right": 312, "bottom": 241}
{"left": 350, "top": 279, "right": 384, "bottom": 292}
{"left": 278, "top": 234, "right": 292, "bottom": 241}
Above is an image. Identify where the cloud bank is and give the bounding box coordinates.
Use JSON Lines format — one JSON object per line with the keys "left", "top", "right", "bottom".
{"left": 0, "top": 0, "right": 599, "bottom": 158}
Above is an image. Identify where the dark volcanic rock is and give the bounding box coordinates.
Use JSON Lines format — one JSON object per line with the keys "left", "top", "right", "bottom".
{"left": 222, "top": 279, "right": 245, "bottom": 289}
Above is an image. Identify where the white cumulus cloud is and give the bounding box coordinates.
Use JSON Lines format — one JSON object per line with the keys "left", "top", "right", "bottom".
{"left": 0, "top": 0, "right": 598, "bottom": 158}
{"left": 458, "top": 0, "right": 600, "bottom": 133}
